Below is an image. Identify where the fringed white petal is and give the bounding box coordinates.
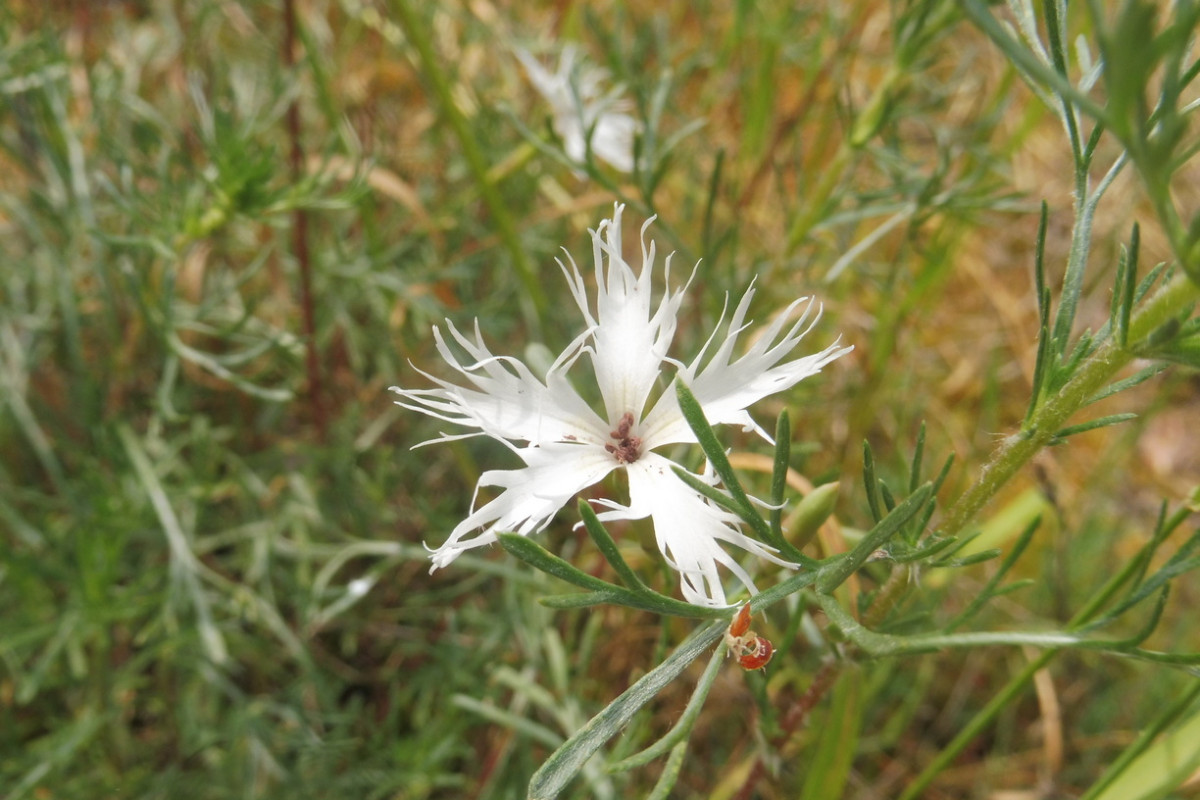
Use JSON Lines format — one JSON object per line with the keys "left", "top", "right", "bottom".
{"left": 428, "top": 442, "right": 619, "bottom": 569}
{"left": 593, "top": 453, "right": 798, "bottom": 607}
{"left": 586, "top": 111, "right": 638, "bottom": 173}
{"left": 564, "top": 205, "right": 687, "bottom": 427}
{"left": 640, "top": 293, "right": 853, "bottom": 448}
{"left": 398, "top": 206, "right": 847, "bottom": 607}
{"left": 515, "top": 45, "right": 638, "bottom": 173}
{"left": 390, "top": 319, "right": 608, "bottom": 447}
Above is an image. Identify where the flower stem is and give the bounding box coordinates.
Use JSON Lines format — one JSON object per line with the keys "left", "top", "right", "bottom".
{"left": 940, "top": 272, "right": 1200, "bottom": 539}
{"left": 900, "top": 502, "right": 1195, "bottom": 798}
{"left": 897, "top": 651, "right": 1053, "bottom": 800}
{"left": 283, "top": 0, "right": 327, "bottom": 440}
{"left": 388, "top": 0, "right": 547, "bottom": 334}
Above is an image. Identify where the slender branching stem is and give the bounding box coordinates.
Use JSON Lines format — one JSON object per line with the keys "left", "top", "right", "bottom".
{"left": 941, "top": 273, "right": 1200, "bottom": 539}
{"left": 389, "top": 0, "right": 547, "bottom": 335}
{"left": 283, "top": 0, "right": 327, "bottom": 440}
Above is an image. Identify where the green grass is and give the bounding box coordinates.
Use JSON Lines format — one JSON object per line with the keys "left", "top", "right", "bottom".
{"left": 3, "top": 1, "right": 1200, "bottom": 798}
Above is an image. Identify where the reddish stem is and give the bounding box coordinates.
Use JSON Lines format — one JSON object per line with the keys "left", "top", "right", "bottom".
{"left": 733, "top": 659, "right": 842, "bottom": 800}
{"left": 283, "top": 0, "right": 327, "bottom": 440}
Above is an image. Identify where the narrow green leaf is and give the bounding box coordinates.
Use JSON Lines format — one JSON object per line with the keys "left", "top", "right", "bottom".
{"left": 577, "top": 501, "right": 648, "bottom": 592}
{"left": 862, "top": 440, "right": 883, "bottom": 523}
{"left": 534, "top": 592, "right": 617, "bottom": 610}
{"left": 818, "top": 483, "right": 933, "bottom": 593}
{"left": 502, "top": 531, "right": 728, "bottom": 618}
{"left": 499, "top": 533, "right": 621, "bottom": 594}
{"left": 1089, "top": 530, "right": 1200, "bottom": 628}
{"left": 990, "top": 579, "right": 1036, "bottom": 598}
{"left": 118, "top": 425, "right": 228, "bottom": 665}
{"left": 890, "top": 535, "right": 957, "bottom": 564}
{"left": 527, "top": 622, "right": 726, "bottom": 799}
{"left": 1042, "top": 0, "right": 1070, "bottom": 77}
{"left": 1110, "top": 243, "right": 1128, "bottom": 341}
{"left": 1103, "top": 587, "right": 1169, "bottom": 648}
{"left": 770, "top": 410, "right": 792, "bottom": 540}
{"left": 1119, "top": 224, "right": 1139, "bottom": 346}
{"left": 1080, "top": 106, "right": 1106, "bottom": 158}
{"left": 1052, "top": 413, "right": 1138, "bottom": 441}
{"left": 1061, "top": 329, "right": 1098, "bottom": 374}
{"left": 609, "top": 638, "right": 727, "bottom": 772}
{"left": 799, "top": 668, "right": 863, "bottom": 800}
{"left": 913, "top": 498, "right": 939, "bottom": 539}
{"left": 1034, "top": 202, "right": 1050, "bottom": 328}
{"left": 1027, "top": 322, "right": 1051, "bottom": 423}
{"left": 671, "top": 466, "right": 819, "bottom": 568}
{"left": 946, "top": 516, "right": 1040, "bottom": 631}
{"left": 1072, "top": 500, "right": 1188, "bottom": 628}
{"left": 453, "top": 695, "right": 563, "bottom": 749}
{"left": 1086, "top": 363, "right": 1168, "bottom": 406}
{"left": 646, "top": 740, "right": 690, "bottom": 800}
{"left": 932, "top": 527, "right": 987, "bottom": 560}
{"left": 960, "top": 0, "right": 1108, "bottom": 123}
{"left": 815, "top": 592, "right": 1116, "bottom": 657}
{"left": 932, "top": 549, "right": 1003, "bottom": 568}
{"left": 931, "top": 452, "right": 955, "bottom": 495}
{"left": 1052, "top": 233, "right": 1095, "bottom": 377}
{"left": 1126, "top": 647, "right": 1200, "bottom": 666}
{"left": 1128, "top": 500, "right": 1188, "bottom": 593}
{"left": 1084, "top": 682, "right": 1200, "bottom": 800}
{"left": 1134, "top": 262, "right": 1167, "bottom": 303}
{"left": 1050, "top": 186, "right": 1088, "bottom": 364}
{"left": 674, "top": 382, "right": 772, "bottom": 542}
{"left": 909, "top": 422, "right": 926, "bottom": 495}
{"left": 879, "top": 479, "right": 897, "bottom": 513}
{"left": 702, "top": 148, "right": 725, "bottom": 257}
{"left": 750, "top": 565, "right": 823, "bottom": 608}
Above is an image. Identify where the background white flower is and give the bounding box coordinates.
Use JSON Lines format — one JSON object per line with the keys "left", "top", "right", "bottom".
{"left": 392, "top": 205, "right": 851, "bottom": 606}
{"left": 515, "top": 44, "right": 639, "bottom": 173}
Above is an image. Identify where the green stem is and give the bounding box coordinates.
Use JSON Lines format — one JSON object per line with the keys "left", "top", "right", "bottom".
{"left": 1078, "top": 679, "right": 1200, "bottom": 800}
{"left": 899, "top": 500, "right": 1193, "bottom": 798}
{"left": 897, "top": 651, "right": 1053, "bottom": 800}
{"left": 817, "top": 484, "right": 933, "bottom": 594}
{"left": 941, "top": 273, "right": 1200, "bottom": 539}
{"left": 784, "top": 139, "right": 852, "bottom": 255}
{"left": 819, "top": 594, "right": 1088, "bottom": 656}
{"left": 389, "top": 0, "right": 547, "bottom": 333}
{"left": 960, "top": 0, "right": 1109, "bottom": 124}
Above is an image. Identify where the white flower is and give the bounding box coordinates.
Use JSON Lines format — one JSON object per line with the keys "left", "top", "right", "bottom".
{"left": 515, "top": 44, "right": 639, "bottom": 173}
{"left": 391, "top": 205, "right": 852, "bottom": 607}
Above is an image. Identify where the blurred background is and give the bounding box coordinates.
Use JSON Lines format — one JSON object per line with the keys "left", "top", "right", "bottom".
{"left": 2, "top": 1, "right": 1198, "bottom": 798}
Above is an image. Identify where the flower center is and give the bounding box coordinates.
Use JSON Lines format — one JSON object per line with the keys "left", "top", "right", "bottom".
{"left": 604, "top": 411, "right": 642, "bottom": 464}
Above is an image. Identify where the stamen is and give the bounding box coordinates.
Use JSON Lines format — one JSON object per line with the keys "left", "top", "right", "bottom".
{"left": 604, "top": 411, "right": 642, "bottom": 463}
